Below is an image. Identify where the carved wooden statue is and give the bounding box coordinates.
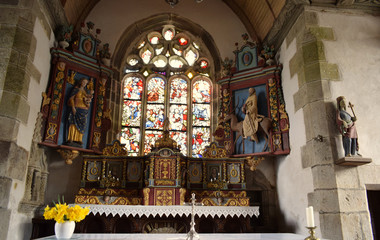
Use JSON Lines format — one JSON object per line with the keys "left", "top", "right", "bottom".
{"left": 224, "top": 111, "right": 272, "bottom": 153}
{"left": 66, "top": 78, "right": 94, "bottom": 147}
{"left": 242, "top": 88, "right": 260, "bottom": 143}
{"left": 336, "top": 96, "right": 360, "bottom": 157}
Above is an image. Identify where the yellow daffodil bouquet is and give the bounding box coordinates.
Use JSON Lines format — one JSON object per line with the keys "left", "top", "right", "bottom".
{"left": 43, "top": 196, "right": 90, "bottom": 223}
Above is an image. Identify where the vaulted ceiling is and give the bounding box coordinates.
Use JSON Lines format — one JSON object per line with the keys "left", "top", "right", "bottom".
{"left": 59, "top": 0, "right": 380, "bottom": 45}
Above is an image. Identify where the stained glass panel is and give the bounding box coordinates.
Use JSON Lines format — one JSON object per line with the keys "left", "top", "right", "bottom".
{"left": 192, "top": 80, "right": 211, "bottom": 103}
{"left": 150, "top": 36, "right": 159, "bottom": 44}
{"left": 156, "top": 47, "right": 164, "bottom": 55}
{"left": 169, "top": 105, "right": 187, "bottom": 131}
{"left": 164, "top": 29, "right": 174, "bottom": 41}
{"left": 144, "top": 130, "right": 163, "bottom": 154}
{"left": 124, "top": 76, "right": 143, "bottom": 100}
{"left": 125, "top": 69, "right": 139, "bottom": 73}
{"left": 192, "top": 103, "right": 210, "bottom": 126}
{"left": 137, "top": 41, "right": 145, "bottom": 49}
{"left": 170, "top": 78, "right": 187, "bottom": 104}
{"left": 184, "top": 49, "right": 197, "bottom": 66}
{"left": 192, "top": 127, "right": 210, "bottom": 158}
{"left": 146, "top": 104, "right": 165, "bottom": 129}
{"left": 200, "top": 60, "right": 208, "bottom": 69}
{"left": 170, "top": 131, "right": 187, "bottom": 155}
{"left": 147, "top": 77, "right": 165, "bottom": 103}
{"left": 173, "top": 48, "right": 182, "bottom": 56}
{"left": 153, "top": 57, "right": 167, "bottom": 68}
{"left": 169, "top": 58, "right": 185, "bottom": 68}
{"left": 129, "top": 58, "right": 138, "bottom": 66}
{"left": 122, "top": 100, "right": 141, "bottom": 126}
{"left": 120, "top": 127, "right": 140, "bottom": 156}
{"left": 179, "top": 37, "right": 188, "bottom": 46}
{"left": 141, "top": 48, "right": 152, "bottom": 64}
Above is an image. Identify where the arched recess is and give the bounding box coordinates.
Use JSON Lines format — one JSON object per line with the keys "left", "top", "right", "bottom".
{"left": 107, "top": 13, "right": 222, "bottom": 147}
{"left": 112, "top": 13, "right": 222, "bottom": 76}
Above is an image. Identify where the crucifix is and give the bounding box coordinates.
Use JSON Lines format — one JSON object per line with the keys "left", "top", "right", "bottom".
{"left": 186, "top": 193, "right": 200, "bottom": 240}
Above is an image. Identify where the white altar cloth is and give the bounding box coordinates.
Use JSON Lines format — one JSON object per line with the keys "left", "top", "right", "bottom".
{"left": 77, "top": 204, "right": 260, "bottom": 218}
{"left": 35, "top": 233, "right": 311, "bottom": 240}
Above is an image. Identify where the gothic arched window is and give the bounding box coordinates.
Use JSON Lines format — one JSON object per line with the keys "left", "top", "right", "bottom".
{"left": 121, "top": 25, "right": 212, "bottom": 157}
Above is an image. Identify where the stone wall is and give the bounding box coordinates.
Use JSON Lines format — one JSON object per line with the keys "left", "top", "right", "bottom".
{"left": 0, "top": 0, "right": 54, "bottom": 239}
{"left": 277, "top": 6, "right": 380, "bottom": 240}
{"left": 319, "top": 9, "right": 380, "bottom": 240}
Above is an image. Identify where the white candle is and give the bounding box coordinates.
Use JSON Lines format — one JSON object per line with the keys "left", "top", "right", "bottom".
{"left": 306, "top": 206, "right": 315, "bottom": 227}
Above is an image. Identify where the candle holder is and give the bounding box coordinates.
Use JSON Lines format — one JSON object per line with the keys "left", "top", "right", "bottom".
{"left": 304, "top": 226, "right": 320, "bottom": 240}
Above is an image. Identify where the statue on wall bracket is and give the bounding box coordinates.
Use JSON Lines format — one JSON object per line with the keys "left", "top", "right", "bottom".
{"left": 336, "top": 96, "right": 360, "bottom": 157}
{"left": 335, "top": 96, "right": 372, "bottom": 166}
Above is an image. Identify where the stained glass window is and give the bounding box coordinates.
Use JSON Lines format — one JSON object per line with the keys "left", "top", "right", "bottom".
{"left": 122, "top": 25, "right": 212, "bottom": 157}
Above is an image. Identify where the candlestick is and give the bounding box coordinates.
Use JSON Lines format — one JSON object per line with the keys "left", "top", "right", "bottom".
{"left": 186, "top": 193, "right": 200, "bottom": 240}
{"left": 304, "top": 226, "right": 320, "bottom": 240}
{"left": 306, "top": 206, "right": 315, "bottom": 227}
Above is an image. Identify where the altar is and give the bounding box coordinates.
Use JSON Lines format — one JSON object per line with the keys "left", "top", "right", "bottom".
{"left": 34, "top": 233, "right": 311, "bottom": 240}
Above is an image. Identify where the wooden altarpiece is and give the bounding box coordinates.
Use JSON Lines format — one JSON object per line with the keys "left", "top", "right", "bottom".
{"left": 216, "top": 40, "right": 290, "bottom": 158}
{"left": 39, "top": 23, "right": 113, "bottom": 163}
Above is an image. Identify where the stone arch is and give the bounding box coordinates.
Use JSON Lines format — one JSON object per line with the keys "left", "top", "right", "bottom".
{"left": 112, "top": 13, "right": 222, "bottom": 78}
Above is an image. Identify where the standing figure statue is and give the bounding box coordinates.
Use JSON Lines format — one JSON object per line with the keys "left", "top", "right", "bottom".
{"left": 242, "top": 88, "right": 261, "bottom": 143}
{"left": 336, "top": 96, "right": 360, "bottom": 157}
{"left": 163, "top": 116, "right": 170, "bottom": 132}
{"left": 66, "top": 78, "right": 94, "bottom": 146}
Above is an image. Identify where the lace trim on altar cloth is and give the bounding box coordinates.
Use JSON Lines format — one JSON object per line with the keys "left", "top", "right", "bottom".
{"left": 76, "top": 204, "right": 260, "bottom": 218}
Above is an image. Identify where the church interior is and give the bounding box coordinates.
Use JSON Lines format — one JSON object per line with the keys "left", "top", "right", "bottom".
{"left": 0, "top": 0, "right": 380, "bottom": 239}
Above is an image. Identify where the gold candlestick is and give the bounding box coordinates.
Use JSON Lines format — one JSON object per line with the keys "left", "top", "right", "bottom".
{"left": 305, "top": 226, "right": 320, "bottom": 240}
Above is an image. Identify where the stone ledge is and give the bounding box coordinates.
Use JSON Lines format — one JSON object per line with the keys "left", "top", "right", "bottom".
{"left": 335, "top": 156, "right": 372, "bottom": 166}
